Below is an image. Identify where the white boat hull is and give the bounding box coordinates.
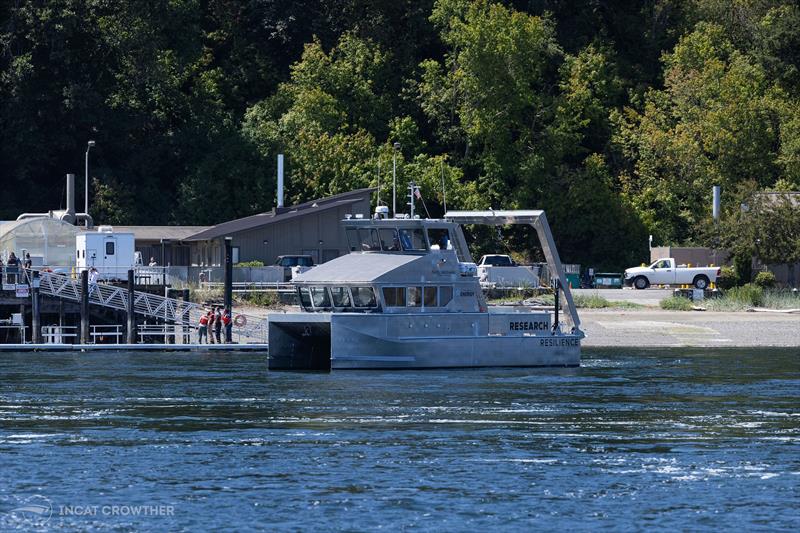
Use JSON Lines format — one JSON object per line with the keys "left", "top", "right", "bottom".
{"left": 268, "top": 312, "right": 581, "bottom": 370}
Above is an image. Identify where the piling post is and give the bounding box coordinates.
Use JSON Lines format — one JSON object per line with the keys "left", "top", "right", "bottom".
{"left": 553, "top": 278, "right": 560, "bottom": 333}
{"left": 181, "top": 288, "right": 190, "bottom": 343}
{"left": 127, "top": 269, "right": 135, "bottom": 344}
{"left": 224, "top": 236, "right": 233, "bottom": 342}
{"left": 80, "top": 269, "right": 89, "bottom": 344}
{"left": 31, "top": 270, "right": 41, "bottom": 344}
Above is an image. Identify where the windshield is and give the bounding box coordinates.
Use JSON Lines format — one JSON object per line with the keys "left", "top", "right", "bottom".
{"left": 398, "top": 229, "right": 427, "bottom": 251}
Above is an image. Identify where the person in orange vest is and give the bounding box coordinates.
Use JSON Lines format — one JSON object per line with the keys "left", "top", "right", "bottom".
{"left": 198, "top": 312, "right": 209, "bottom": 344}
{"left": 221, "top": 309, "right": 232, "bottom": 343}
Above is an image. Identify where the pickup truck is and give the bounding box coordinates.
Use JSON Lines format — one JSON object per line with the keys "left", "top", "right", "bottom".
{"left": 275, "top": 255, "right": 315, "bottom": 282}
{"left": 624, "top": 258, "right": 720, "bottom": 290}
{"left": 478, "top": 254, "right": 516, "bottom": 267}
{"left": 477, "top": 254, "right": 539, "bottom": 288}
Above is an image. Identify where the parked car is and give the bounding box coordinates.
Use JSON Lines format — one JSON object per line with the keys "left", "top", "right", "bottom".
{"left": 624, "top": 258, "right": 720, "bottom": 289}
{"left": 275, "top": 255, "right": 315, "bottom": 282}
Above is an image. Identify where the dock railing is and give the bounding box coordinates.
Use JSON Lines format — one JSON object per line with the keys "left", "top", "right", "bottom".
{"left": 34, "top": 271, "right": 269, "bottom": 344}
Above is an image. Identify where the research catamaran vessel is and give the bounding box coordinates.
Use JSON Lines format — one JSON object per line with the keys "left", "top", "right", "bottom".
{"left": 268, "top": 205, "right": 583, "bottom": 370}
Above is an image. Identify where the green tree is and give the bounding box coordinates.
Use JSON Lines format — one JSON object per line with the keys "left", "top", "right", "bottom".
{"left": 720, "top": 192, "right": 800, "bottom": 284}
{"left": 613, "top": 23, "right": 789, "bottom": 244}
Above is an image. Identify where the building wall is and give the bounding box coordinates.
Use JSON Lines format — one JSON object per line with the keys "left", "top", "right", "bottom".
{"left": 650, "top": 246, "right": 730, "bottom": 267}
{"left": 189, "top": 193, "right": 371, "bottom": 266}
{"left": 136, "top": 243, "right": 191, "bottom": 266}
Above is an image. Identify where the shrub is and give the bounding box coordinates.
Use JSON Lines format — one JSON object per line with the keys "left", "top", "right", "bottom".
{"left": 190, "top": 287, "right": 223, "bottom": 304}
{"left": 715, "top": 265, "right": 738, "bottom": 290}
{"left": 236, "top": 260, "right": 265, "bottom": 267}
{"left": 753, "top": 270, "right": 776, "bottom": 289}
{"left": 572, "top": 294, "right": 610, "bottom": 308}
{"left": 725, "top": 284, "right": 764, "bottom": 307}
{"left": 761, "top": 289, "right": 800, "bottom": 310}
{"left": 660, "top": 296, "right": 694, "bottom": 311}
{"left": 236, "top": 291, "right": 279, "bottom": 307}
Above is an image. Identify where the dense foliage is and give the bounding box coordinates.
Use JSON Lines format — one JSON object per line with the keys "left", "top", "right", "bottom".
{"left": 2, "top": 0, "right": 799, "bottom": 269}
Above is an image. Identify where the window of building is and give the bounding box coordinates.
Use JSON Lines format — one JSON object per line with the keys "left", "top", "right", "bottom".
{"left": 398, "top": 229, "right": 427, "bottom": 251}
{"left": 424, "top": 287, "right": 437, "bottom": 307}
{"left": 351, "top": 287, "right": 377, "bottom": 307}
{"left": 407, "top": 286, "right": 423, "bottom": 307}
{"left": 105, "top": 241, "right": 115, "bottom": 256}
{"left": 439, "top": 286, "right": 453, "bottom": 306}
{"left": 232, "top": 247, "right": 240, "bottom": 264}
{"left": 330, "top": 286, "right": 352, "bottom": 307}
{"left": 382, "top": 287, "right": 406, "bottom": 307}
{"left": 310, "top": 286, "right": 331, "bottom": 308}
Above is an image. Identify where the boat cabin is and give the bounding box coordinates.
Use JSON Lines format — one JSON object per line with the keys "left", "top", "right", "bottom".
{"left": 293, "top": 218, "right": 484, "bottom": 314}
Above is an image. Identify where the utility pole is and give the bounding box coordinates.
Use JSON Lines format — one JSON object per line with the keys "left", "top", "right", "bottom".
{"left": 85, "top": 140, "right": 95, "bottom": 227}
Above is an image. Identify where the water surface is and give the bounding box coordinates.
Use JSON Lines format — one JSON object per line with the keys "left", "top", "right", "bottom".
{"left": 1, "top": 349, "right": 798, "bottom": 530}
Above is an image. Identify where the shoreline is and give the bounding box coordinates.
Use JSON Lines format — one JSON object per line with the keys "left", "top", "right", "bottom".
{"left": 1, "top": 307, "right": 795, "bottom": 352}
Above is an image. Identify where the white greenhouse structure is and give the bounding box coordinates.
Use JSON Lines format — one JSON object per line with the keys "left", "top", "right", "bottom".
{"left": 0, "top": 218, "right": 80, "bottom": 266}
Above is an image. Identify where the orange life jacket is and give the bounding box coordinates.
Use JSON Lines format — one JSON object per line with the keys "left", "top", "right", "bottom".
{"left": 199, "top": 315, "right": 209, "bottom": 326}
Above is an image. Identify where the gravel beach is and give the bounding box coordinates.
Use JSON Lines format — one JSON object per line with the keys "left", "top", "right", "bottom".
{"left": 240, "top": 303, "right": 799, "bottom": 350}
{"left": 580, "top": 308, "right": 800, "bottom": 348}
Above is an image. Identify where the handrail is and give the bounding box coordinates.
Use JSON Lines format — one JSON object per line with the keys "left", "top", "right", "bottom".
{"left": 35, "top": 271, "right": 268, "bottom": 343}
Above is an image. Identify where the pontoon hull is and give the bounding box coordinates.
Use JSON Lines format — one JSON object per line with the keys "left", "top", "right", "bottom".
{"left": 268, "top": 313, "right": 581, "bottom": 370}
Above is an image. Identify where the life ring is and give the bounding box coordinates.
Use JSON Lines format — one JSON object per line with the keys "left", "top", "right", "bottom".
{"left": 233, "top": 314, "right": 247, "bottom": 327}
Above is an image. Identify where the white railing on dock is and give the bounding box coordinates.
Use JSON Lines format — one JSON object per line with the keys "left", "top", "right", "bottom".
{"left": 35, "top": 271, "right": 269, "bottom": 344}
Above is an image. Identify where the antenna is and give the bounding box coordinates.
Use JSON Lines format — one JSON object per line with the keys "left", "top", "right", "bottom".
{"left": 392, "top": 142, "right": 401, "bottom": 217}
{"left": 377, "top": 158, "right": 381, "bottom": 205}
{"left": 440, "top": 159, "right": 447, "bottom": 214}
{"left": 407, "top": 181, "right": 416, "bottom": 219}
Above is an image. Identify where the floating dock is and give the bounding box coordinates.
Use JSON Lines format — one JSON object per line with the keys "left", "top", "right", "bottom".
{"left": 0, "top": 343, "right": 268, "bottom": 352}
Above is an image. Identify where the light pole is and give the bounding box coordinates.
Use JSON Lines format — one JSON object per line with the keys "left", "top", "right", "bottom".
{"left": 392, "top": 142, "right": 400, "bottom": 218}
{"left": 85, "top": 140, "right": 95, "bottom": 227}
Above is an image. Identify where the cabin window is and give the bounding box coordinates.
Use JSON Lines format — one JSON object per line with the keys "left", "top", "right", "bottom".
{"left": 382, "top": 287, "right": 406, "bottom": 307}
{"left": 105, "top": 242, "right": 115, "bottom": 256}
{"left": 351, "top": 287, "right": 377, "bottom": 308}
{"left": 424, "top": 287, "right": 437, "bottom": 307}
{"left": 427, "top": 228, "right": 452, "bottom": 251}
{"left": 298, "top": 287, "right": 312, "bottom": 310}
{"left": 398, "top": 229, "right": 427, "bottom": 251}
{"left": 330, "top": 286, "right": 352, "bottom": 307}
{"left": 379, "top": 228, "right": 401, "bottom": 251}
{"left": 439, "top": 286, "right": 453, "bottom": 307}
{"left": 407, "top": 287, "right": 423, "bottom": 307}
{"left": 346, "top": 228, "right": 381, "bottom": 251}
{"left": 310, "top": 286, "right": 331, "bottom": 308}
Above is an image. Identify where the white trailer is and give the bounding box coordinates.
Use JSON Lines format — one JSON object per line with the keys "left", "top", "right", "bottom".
{"left": 76, "top": 227, "right": 136, "bottom": 280}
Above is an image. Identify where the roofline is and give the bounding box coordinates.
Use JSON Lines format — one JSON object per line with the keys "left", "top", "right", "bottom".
{"left": 184, "top": 191, "right": 374, "bottom": 242}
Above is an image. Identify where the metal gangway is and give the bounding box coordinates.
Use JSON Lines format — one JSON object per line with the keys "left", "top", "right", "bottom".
{"left": 36, "top": 271, "right": 269, "bottom": 343}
